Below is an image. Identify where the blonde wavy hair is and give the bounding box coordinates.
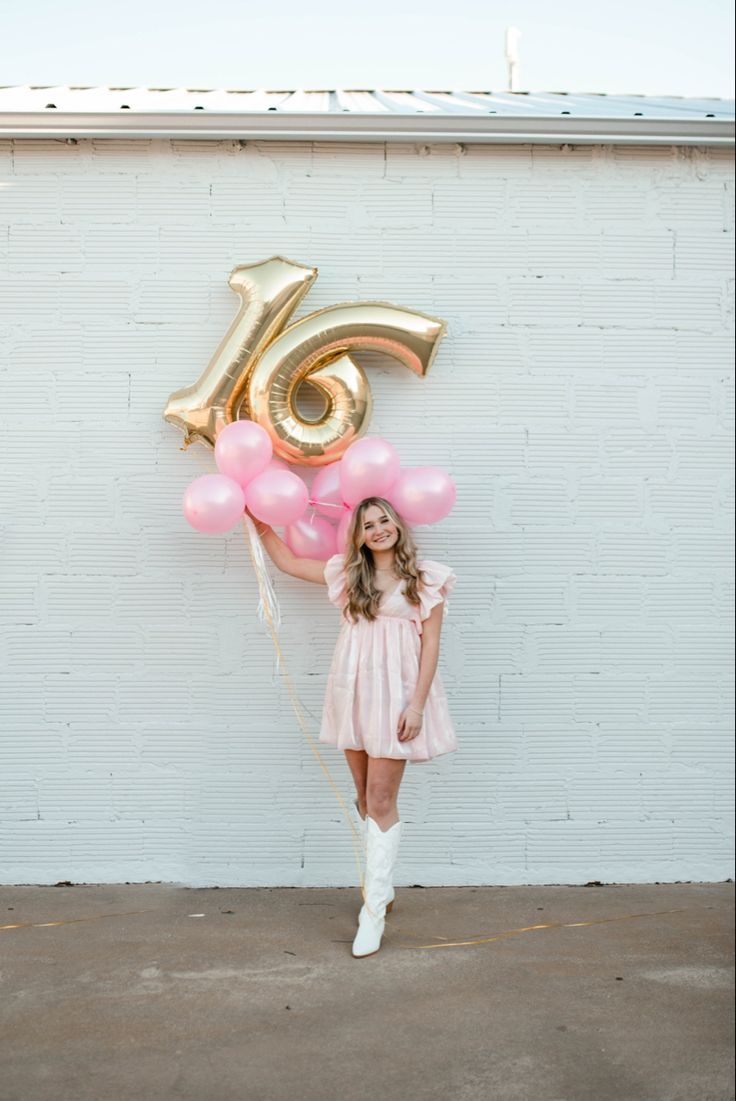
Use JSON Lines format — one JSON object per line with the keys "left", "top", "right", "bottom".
{"left": 343, "top": 497, "right": 427, "bottom": 623}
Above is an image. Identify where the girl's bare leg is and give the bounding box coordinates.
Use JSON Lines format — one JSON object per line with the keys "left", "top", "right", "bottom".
{"left": 366, "top": 757, "right": 407, "bottom": 831}
{"left": 344, "top": 749, "right": 369, "bottom": 819}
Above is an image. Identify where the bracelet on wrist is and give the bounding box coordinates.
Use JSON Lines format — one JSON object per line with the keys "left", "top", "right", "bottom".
{"left": 407, "top": 706, "right": 424, "bottom": 717}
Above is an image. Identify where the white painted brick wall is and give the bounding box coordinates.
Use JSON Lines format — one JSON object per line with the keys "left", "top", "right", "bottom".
{"left": 0, "top": 137, "right": 733, "bottom": 887}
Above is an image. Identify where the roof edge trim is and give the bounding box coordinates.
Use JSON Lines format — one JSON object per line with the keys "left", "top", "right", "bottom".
{"left": 0, "top": 111, "right": 733, "bottom": 144}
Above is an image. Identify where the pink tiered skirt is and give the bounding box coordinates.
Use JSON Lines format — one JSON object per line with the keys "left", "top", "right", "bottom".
{"left": 318, "top": 615, "right": 458, "bottom": 764}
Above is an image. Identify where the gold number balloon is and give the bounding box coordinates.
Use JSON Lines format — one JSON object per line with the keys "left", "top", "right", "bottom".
{"left": 163, "top": 256, "right": 446, "bottom": 467}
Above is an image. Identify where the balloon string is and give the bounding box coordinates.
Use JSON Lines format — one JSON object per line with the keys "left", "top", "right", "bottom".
{"left": 243, "top": 514, "right": 282, "bottom": 636}
{"left": 1, "top": 906, "right": 697, "bottom": 948}
{"left": 397, "top": 907, "right": 691, "bottom": 951}
{"left": 241, "top": 520, "right": 371, "bottom": 915}
{"left": 0, "top": 910, "right": 156, "bottom": 931}
{"left": 307, "top": 497, "right": 346, "bottom": 513}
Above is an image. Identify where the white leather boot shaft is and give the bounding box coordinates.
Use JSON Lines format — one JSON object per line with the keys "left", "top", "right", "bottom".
{"left": 352, "top": 802, "right": 394, "bottom": 914}
{"left": 352, "top": 816, "right": 402, "bottom": 958}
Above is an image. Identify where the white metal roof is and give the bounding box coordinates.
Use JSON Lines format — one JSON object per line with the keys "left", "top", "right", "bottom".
{"left": 0, "top": 86, "right": 733, "bottom": 144}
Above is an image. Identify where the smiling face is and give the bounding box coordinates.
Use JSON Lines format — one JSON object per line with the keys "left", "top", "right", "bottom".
{"left": 360, "top": 503, "right": 399, "bottom": 554}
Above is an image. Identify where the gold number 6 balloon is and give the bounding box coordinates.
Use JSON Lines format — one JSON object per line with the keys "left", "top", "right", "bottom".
{"left": 163, "top": 256, "right": 446, "bottom": 467}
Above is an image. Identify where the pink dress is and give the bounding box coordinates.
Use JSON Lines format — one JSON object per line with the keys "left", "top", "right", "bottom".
{"left": 318, "top": 555, "right": 459, "bottom": 764}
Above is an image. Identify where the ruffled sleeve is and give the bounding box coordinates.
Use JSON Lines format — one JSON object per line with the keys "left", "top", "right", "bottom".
{"left": 323, "top": 553, "right": 348, "bottom": 609}
{"left": 416, "top": 560, "right": 457, "bottom": 631}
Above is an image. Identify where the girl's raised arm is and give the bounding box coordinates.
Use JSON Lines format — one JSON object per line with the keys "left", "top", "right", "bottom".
{"left": 246, "top": 510, "right": 329, "bottom": 585}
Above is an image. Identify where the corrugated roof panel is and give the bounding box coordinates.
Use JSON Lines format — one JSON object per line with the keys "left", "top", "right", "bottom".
{"left": 456, "top": 91, "right": 557, "bottom": 115}
{"left": 277, "top": 90, "right": 332, "bottom": 113}
{"left": 449, "top": 90, "right": 734, "bottom": 119}
{"left": 418, "top": 91, "right": 491, "bottom": 112}
{"left": 0, "top": 85, "right": 732, "bottom": 119}
{"left": 517, "top": 91, "right": 731, "bottom": 119}
{"left": 498, "top": 91, "right": 639, "bottom": 116}
{"left": 248, "top": 90, "right": 294, "bottom": 110}
{"left": 0, "top": 85, "right": 732, "bottom": 144}
{"left": 526, "top": 92, "right": 665, "bottom": 117}
{"left": 334, "top": 90, "right": 391, "bottom": 113}
{"left": 372, "top": 90, "right": 443, "bottom": 112}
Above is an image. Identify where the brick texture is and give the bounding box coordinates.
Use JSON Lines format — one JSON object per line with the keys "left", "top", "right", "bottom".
{"left": 0, "top": 137, "right": 733, "bottom": 886}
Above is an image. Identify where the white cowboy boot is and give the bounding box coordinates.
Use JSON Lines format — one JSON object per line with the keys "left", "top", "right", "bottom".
{"left": 352, "top": 816, "right": 402, "bottom": 958}
{"left": 352, "top": 804, "right": 395, "bottom": 922}
{"left": 352, "top": 805, "right": 394, "bottom": 916}
{"left": 352, "top": 803, "right": 394, "bottom": 910}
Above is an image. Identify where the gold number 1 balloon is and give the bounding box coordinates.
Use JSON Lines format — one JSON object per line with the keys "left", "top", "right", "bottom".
{"left": 163, "top": 256, "right": 446, "bottom": 467}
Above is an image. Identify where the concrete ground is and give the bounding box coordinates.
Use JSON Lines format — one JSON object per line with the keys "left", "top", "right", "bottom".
{"left": 1, "top": 882, "right": 733, "bottom": 1101}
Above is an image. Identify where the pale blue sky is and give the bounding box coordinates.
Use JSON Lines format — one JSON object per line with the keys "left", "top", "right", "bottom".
{"left": 2, "top": 0, "right": 734, "bottom": 98}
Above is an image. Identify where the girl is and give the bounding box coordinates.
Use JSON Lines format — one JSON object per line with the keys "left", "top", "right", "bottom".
{"left": 248, "top": 495, "right": 458, "bottom": 958}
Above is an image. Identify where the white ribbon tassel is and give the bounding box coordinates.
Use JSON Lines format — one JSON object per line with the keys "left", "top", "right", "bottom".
{"left": 242, "top": 513, "right": 282, "bottom": 645}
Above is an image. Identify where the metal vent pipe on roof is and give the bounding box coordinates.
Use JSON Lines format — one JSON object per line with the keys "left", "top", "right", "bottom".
{"left": 505, "top": 26, "right": 522, "bottom": 92}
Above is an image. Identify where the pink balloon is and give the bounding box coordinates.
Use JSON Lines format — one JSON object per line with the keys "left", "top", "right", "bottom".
{"left": 245, "top": 469, "right": 309, "bottom": 526}
{"left": 339, "top": 437, "right": 401, "bottom": 507}
{"left": 214, "top": 421, "right": 272, "bottom": 487}
{"left": 183, "top": 474, "right": 245, "bottom": 535}
{"left": 262, "top": 457, "right": 290, "bottom": 475}
{"left": 311, "top": 462, "right": 348, "bottom": 520}
{"left": 389, "top": 467, "right": 456, "bottom": 525}
{"left": 336, "top": 508, "right": 355, "bottom": 553}
{"left": 285, "top": 515, "right": 338, "bottom": 560}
